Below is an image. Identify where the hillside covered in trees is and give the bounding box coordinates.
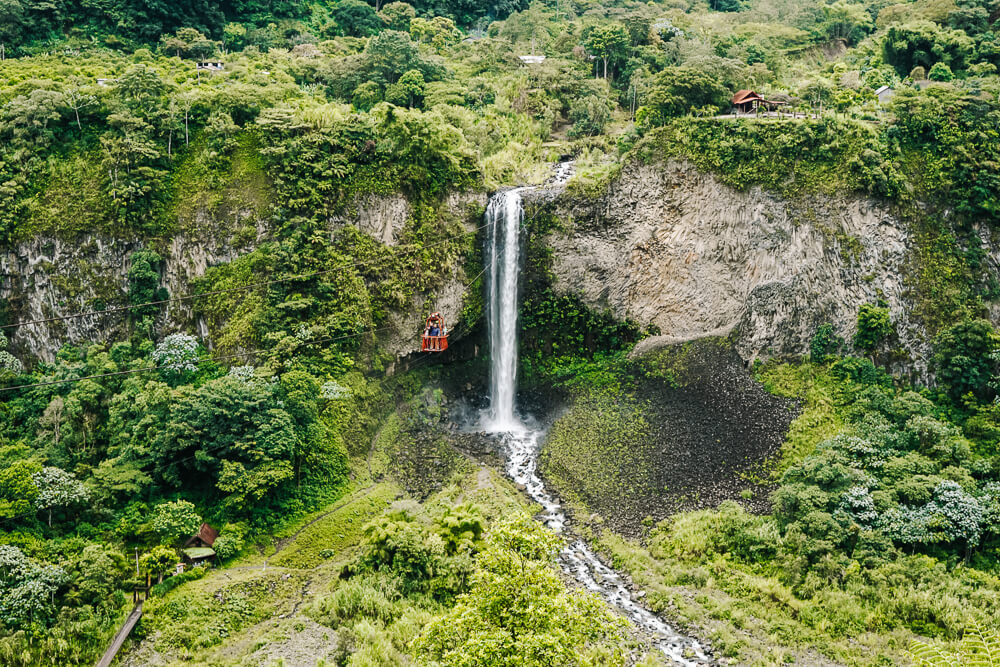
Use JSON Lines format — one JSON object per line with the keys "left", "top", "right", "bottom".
{"left": 1, "top": 0, "right": 1000, "bottom": 665}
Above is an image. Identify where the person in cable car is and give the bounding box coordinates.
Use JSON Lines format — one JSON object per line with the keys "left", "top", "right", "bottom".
{"left": 422, "top": 313, "right": 448, "bottom": 352}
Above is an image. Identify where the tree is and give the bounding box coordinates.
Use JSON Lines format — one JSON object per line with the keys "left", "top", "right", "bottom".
{"left": 410, "top": 16, "right": 461, "bottom": 52}
{"left": 0, "top": 545, "right": 66, "bottom": 629}
{"left": 711, "top": 0, "right": 743, "bottom": 10}
{"left": 62, "top": 78, "right": 96, "bottom": 132}
{"left": 379, "top": 2, "right": 415, "bottom": 31}
{"left": 139, "top": 545, "right": 178, "bottom": 584}
{"left": 584, "top": 24, "right": 629, "bottom": 80}
{"left": 854, "top": 304, "right": 893, "bottom": 352}
{"left": 31, "top": 467, "right": 89, "bottom": 527}
{"left": 152, "top": 333, "right": 199, "bottom": 377}
{"left": 151, "top": 500, "right": 202, "bottom": 541}
{"left": 116, "top": 65, "right": 167, "bottom": 105}
{"left": 414, "top": 514, "right": 627, "bottom": 665}
{"left": 0, "top": 89, "right": 64, "bottom": 155}
{"left": 66, "top": 545, "right": 130, "bottom": 607}
{"left": 567, "top": 94, "right": 612, "bottom": 137}
{"left": 0, "top": 461, "right": 39, "bottom": 520}
{"left": 353, "top": 81, "right": 383, "bottom": 110}
{"left": 882, "top": 22, "right": 974, "bottom": 76}
{"left": 223, "top": 22, "right": 247, "bottom": 51}
{"left": 384, "top": 69, "right": 425, "bottom": 108}
{"left": 819, "top": 2, "right": 874, "bottom": 44}
{"left": 127, "top": 249, "right": 167, "bottom": 330}
{"left": 0, "top": 331, "right": 22, "bottom": 376}
{"left": 636, "top": 67, "right": 730, "bottom": 129}
{"left": 331, "top": 0, "right": 384, "bottom": 37}
{"left": 932, "top": 319, "right": 999, "bottom": 399}
{"left": 928, "top": 62, "right": 954, "bottom": 81}
{"left": 362, "top": 30, "right": 430, "bottom": 85}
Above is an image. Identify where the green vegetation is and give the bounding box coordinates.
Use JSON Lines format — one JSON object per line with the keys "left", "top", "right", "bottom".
{"left": 2, "top": 0, "right": 1000, "bottom": 664}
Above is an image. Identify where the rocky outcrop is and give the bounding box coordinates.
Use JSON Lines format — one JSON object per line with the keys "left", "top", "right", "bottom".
{"left": 527, "top": 160, "right": 1000, "bottom": 378}
{"left": 2, "top": 191, "right": 486, "bottom": 363}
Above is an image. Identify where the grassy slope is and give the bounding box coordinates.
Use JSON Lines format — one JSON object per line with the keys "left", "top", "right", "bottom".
{"left": 123, "top": 386, "right": 534, "bottom": 666}
{"left": 577, "top": 361, "right": 910, "bottom": 666}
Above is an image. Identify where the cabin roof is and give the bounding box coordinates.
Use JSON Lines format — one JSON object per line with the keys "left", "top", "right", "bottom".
{"left": 182, "top": 547, "right": 215, "bottom": 560}
{"left": 185, "top": 523, "right": 219, "bottom": 547}
{"left": 732, "top": 90, "right": 765, "bottom": 104}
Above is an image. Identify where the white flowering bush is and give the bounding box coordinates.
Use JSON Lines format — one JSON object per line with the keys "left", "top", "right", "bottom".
{"left": 0, "top": 332, "right": 22, "bottom": 375}
{"left": 835, "top": 486, "right": 879, "bottom": 529}
{"left": 31, "top": 467, "right": 90, "bottom": 526}
{"left": 153, "top": 333, "right": 199, "bottom": 374}
{"left": 228, "top": 365, "right": 256, "bottom": 382}
{"left": 884, "top": 481, "right": 984, "bottom": 547}
{"left": 0, "top": 545, "right": 67, "bottom": 630}
{"left": 321, "top": 380, "right": 350, "bottom": 399}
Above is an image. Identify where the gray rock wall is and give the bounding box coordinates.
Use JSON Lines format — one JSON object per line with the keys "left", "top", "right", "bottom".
{"left": 529, "top": 160, "right": 1000, "bottom": 379}
{"left": 2, "top": 191, "right": 485, "bottom": 363}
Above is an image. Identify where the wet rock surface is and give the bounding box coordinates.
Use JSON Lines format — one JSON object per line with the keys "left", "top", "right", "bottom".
{"left": 540, "top": 338, "right": 798, "bottom": 536}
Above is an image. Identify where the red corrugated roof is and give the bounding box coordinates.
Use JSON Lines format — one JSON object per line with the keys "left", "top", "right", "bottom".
{"left": 732, "top": 90, "right": 764, "bottom": 104}
{"left": 185, "top": 523, "right": 219, "bottom": 547}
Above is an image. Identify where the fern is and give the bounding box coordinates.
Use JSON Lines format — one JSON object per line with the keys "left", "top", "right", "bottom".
{"left": 909, "top": 621, "right": 1000, "bottom": 666}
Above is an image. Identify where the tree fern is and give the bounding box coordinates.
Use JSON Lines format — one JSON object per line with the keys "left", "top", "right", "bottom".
{"left": 909, "top": 621, "right": 1000, "bottom": 666}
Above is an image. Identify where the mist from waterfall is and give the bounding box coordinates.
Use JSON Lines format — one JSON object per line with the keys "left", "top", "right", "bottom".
{"left": 483, "top": 187, "right": 526, "bottom": 432}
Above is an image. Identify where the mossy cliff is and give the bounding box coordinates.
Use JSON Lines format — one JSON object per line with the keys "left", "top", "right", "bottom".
{"left": 0, "top": 138, "right": 486, "bottom": 363}
{"left": 523, "top": 148, "right": 1000, "bottom": 383}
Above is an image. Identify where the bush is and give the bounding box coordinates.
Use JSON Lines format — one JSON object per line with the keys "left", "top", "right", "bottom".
{"left": 811, "top": 323, "right": 844, "bottom": 362}
{"left": 928, "top": 62, "right": 954, "bottom": 81}
{"left": 931, "top": 319, "right": 998, "bottom": 400}
{"left": 854, "top": 304, "right": 893, "bottom": 352}
{"left": 567, "top": 95, "right": 612, "bottom": 138}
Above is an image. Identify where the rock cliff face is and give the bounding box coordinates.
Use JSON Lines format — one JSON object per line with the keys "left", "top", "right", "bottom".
{"left": 2, "top": 191, "right": 485, "bottom": 363}
{"left": 529, "top": 160, "right": 1000, "bottom": 379}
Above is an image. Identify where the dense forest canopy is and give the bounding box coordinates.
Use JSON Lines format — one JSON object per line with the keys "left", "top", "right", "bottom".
{"left": 1, "top": 0, "right": 1000, "bottom": 664}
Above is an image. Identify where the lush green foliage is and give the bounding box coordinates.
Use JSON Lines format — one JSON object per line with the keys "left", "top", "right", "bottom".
{"left": 414, "top": 514, "right": 628, "bottom": 665}
{"left": 3, "top": 0, "right": 1000, "bottom": 663}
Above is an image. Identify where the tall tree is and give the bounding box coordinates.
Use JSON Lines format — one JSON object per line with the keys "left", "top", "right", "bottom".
{"left": 584, "top": 24, "right": 629, "bottom": 80}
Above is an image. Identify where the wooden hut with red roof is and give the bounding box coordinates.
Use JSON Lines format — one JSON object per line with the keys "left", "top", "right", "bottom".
{"left": 732, "top": 90, "right": 765, "bottom": 113}
{"left": 182, "top": 523, "right": 219, "bottom": 566}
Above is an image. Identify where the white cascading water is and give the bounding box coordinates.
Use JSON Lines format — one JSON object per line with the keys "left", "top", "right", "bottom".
{"left": 483, "top": 187, "right": 527, "bottom": 432}
{"left": 481, "top": 164, "right": 711, "bottom": 665}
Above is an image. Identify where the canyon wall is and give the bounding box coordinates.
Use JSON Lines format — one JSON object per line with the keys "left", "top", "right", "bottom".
{"left": 529, "top": 160, "right": 1000, "bottom": 379}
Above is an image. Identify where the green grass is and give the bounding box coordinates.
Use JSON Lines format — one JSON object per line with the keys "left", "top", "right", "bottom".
{"left": 753, "top": 360, "right": 847, "bottom": 476}
{"left": 594, "top": 526, "right": 916, "bottom": 666}
{"left": 269, "top": 482, "right": 401, "bottom": 569}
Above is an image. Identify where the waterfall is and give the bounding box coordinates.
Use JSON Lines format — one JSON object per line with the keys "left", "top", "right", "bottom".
{"left": 483, "top": 187, "right": 526, "bottom": 432}
{"left": 479, "top": 166, "right": 711, "bottom": 664}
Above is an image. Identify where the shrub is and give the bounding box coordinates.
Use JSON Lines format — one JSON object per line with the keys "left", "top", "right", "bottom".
{"left": 811, "top": 323, "right": 844, "bottom": 362}
{"left": 567, "top": 95, "right": 613, "bottom": 138}
{"left": 854, "top": 304, "right": 893, "bottom": 352}
{"left": 931, "top": 319, "right": 998, "bottom": 400}
{"left": 928, "top": 62, "right": 954, "bottom": 81}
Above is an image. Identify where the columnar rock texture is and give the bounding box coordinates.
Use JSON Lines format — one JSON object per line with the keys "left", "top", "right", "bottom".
{"left": 1, "top": 191, "right": 484, "bottom": 362}
{"left": 527, "top": 160, "right": 1000, "bottom": 379}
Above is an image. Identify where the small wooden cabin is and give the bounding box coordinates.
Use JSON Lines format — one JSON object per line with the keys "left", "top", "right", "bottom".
{"left": 732, "top": 90, "right": 765, "bottom": 113}
{"left": 732, "top": 90, "right": 786, "bottom": 114}
{"left": 181, "top": 523, "right": 218, "bottom": 566}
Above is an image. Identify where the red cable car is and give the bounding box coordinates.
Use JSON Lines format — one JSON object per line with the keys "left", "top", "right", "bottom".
{"left": 421, "top": 312, "right": 448, "bottom": 352}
